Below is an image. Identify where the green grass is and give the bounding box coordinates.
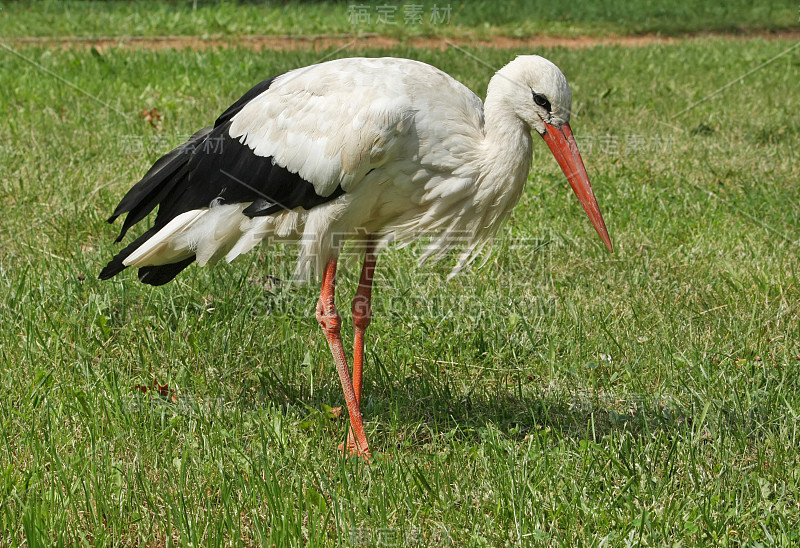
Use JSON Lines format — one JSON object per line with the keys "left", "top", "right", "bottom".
{"left": 1, "top": 0, "right": 799, "bottom": 39}
{"left": 2, "top": 37, "right": 800, "bottom": 545}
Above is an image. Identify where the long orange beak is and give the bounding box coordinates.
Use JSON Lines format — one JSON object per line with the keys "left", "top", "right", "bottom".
{"left": 541, "top": 122, "right": 613, "bottom": 251}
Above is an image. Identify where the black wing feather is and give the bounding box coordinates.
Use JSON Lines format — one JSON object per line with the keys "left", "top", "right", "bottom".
{"left": 109, "top": 127, "right": 212, "bottom": 242}
{"left": 100, "top": 73, "right": 344, "bottom": 285}
{"left": 99, "top": 226, "right": 159, "bottom": 280}
{"left": 137, "top": 257, "right": 197, "bottom": 286}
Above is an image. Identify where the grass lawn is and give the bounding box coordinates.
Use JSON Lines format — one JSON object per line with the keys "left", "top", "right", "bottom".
{"left": 1, "top": 0, "right": 799, "bottom": 39}
{"left": 1, "top": 24, "right": 800, "bottom": 548}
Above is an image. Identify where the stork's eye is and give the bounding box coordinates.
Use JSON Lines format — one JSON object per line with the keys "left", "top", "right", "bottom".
{"left": 532, "top": 92, "right": 551, "bottom": 112}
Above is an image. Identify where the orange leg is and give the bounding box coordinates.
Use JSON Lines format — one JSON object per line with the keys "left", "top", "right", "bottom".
{"left": 352, "top": 242, "right": 377, "bottom": 404}
{"left": 342, "top": 243, "right": 377, "bottom": 453}
{"left": 316, "top": 256, "right": 371, "bottom": 459}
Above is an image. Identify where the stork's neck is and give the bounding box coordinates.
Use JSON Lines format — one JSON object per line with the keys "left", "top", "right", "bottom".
{"left": 478, "top": 88, "right": 533, "bottom": 211}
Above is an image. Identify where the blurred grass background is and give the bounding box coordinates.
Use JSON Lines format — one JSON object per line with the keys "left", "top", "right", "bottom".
{"left": 1, "top": 0, "right": 799, "bottom": 38}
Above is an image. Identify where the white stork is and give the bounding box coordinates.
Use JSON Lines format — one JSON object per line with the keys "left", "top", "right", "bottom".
{"left": 101, "top": 56, "right": 612, "bottom": 459}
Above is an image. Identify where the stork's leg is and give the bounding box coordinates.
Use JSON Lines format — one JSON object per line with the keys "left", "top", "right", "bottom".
{"left": 352, "top": 242, "right": 377, "bottom": 403}
{"left": 316, "top": 256, "right": 371, "bottom": 459}
{"left": 342, "top": 243, "right": 377, "bottom": 453}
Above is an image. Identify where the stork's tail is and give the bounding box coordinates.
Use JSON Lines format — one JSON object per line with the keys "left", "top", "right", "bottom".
{"left": 99, "top": 127, "right": 212, "bottom": 285}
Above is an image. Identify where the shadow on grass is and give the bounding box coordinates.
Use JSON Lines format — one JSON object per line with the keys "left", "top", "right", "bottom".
{"left": 231, "top": 359, "right": 695, "bottom": 448}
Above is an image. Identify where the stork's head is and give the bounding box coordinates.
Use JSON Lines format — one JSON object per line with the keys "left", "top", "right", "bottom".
{"left": 495, "top": 55, "right": 613, "bottom": 252}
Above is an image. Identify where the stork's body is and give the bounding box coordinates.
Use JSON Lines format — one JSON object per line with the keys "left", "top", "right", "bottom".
{"left": 101, "top": 56, "right": 611, "bottom": 458}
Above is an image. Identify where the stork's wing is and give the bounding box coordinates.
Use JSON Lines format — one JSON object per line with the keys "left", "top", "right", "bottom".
{"left": 228, "top": 61, "right": 416, "bottom": 203}
{"left": 100, "top": 59, "right": 415, "bottom": 284}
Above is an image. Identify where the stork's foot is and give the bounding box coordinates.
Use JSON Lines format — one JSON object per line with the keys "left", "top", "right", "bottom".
{"left": 340, "top": 436, "right": 392, "bottom": 462}
{"left": 339, "top": 427, "right": 372, "bottom": 460}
